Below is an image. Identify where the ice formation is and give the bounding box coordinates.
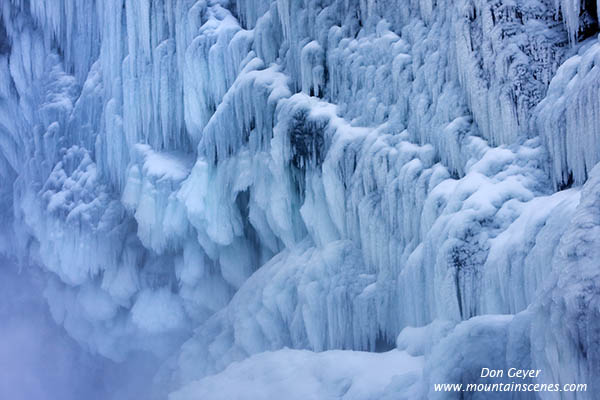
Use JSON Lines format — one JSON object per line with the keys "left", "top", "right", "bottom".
{"left": 1, "top": 0, "right": 600, "bottom": 398}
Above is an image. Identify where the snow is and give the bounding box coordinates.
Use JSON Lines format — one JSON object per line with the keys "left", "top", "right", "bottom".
{"left": 170, "top": 348, "right": 424, "bottom": 400}
{"left": 0, "top": 0, "right": 599, "bottom": 398}
{"left": 418, "top": 314, "right": 522, "bottom": 400}
{"left": 396, "top": 320, "right": 457, "bottom": 357}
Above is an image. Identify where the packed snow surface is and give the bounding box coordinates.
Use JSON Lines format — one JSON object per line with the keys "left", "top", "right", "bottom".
{"left": 170, "top": 348, "right": 423, "bottom": 400}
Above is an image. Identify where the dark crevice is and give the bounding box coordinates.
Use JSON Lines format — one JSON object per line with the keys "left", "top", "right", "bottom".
{"left": 0, "top": 18, "right": 10, "bottom": 55}
{"left": 578, "top": 0, "right": 599, "bottom": 41}
{"left": 374, "top": 332, "right": 396, "bottom": 353}
{"left": 558, "top": 171, "right": 574, "bottom": 190}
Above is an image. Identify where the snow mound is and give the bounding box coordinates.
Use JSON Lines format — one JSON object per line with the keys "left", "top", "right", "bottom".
{"left": 170, "top": 348, "right": 423, "bottom": 400}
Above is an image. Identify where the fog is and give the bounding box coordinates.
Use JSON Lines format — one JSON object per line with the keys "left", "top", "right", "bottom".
{"left": 0, "top": 257, "right": 162, "bottom": 400}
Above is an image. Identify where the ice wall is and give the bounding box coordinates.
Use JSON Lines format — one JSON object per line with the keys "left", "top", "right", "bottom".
{"left": 0, "top": 0, "right": 599, "bottom": 398}
{"left": 530, "top": 163, "right": 600, "bottom": 397}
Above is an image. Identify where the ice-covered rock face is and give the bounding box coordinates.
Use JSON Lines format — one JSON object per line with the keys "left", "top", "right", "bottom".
{"left": 530, "top": 164, "right": 600, "bottom": 396}
{"left": 1, "top": 0, "right": 600, "bottom": 398}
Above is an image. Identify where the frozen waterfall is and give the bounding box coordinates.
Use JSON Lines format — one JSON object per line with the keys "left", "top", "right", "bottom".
{"left": 0, "top": 0, "right": 599, "bottom": 398}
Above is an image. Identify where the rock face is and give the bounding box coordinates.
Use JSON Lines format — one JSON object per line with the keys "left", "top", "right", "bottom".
{"left": 0, "top": 0, "right": 599, "bottom": 398}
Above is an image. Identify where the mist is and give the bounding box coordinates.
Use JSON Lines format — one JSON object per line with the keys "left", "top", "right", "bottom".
{"left": 0, "top": 257, "right": 162, "bottom": 400}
